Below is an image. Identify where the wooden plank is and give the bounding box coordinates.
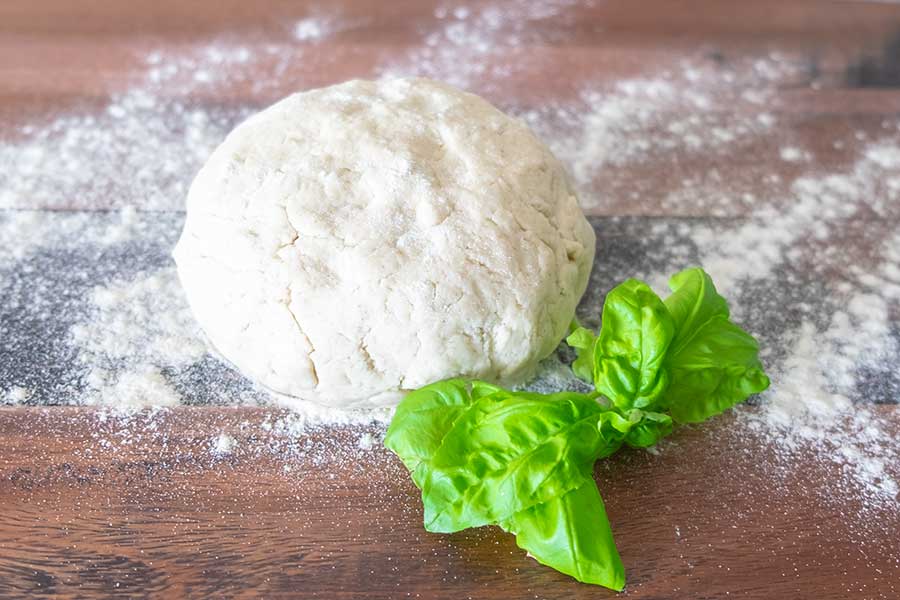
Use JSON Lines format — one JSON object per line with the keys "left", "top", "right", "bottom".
{"left": 3, "top": 7, "right": 900, "bottom": 101}
{"left": 1, "top": 0, "right": 899, "bottom": 38}
{"left": 4, "top": 88, "right": 898, "bottom": 215}
{"left": 3, "top": 0, "right": 900, "bottom": 215}
{"left": 2, "top": 0, "right": 900, "bottom": 102}
{"left": 0, "top": 406, "right": 897, "bottom": 599}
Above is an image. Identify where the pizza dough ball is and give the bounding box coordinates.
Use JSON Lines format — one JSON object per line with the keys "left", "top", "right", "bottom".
{"left": 173, "top": 78, "right": 595, "bottom": 407}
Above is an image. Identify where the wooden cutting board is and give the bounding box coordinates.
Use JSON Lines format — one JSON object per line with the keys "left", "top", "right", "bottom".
{"left": 1, "top": 1, "right": 899, "bottom": 598}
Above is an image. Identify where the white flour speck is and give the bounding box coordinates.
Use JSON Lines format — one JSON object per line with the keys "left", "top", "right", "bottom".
{"left": 357, "top": 432, "right": 376, "bottom": 451}
{"left": 293, "top": 16, "right": 341, "bottom": 42}
{"left": 213, "top": 433, "right": 237, "bottom": 455}
{"left": 3, "top": 386, "right": 32, "bottom": 405}
{"left": 779, "top": 146, "right": 805, "bottom": 162}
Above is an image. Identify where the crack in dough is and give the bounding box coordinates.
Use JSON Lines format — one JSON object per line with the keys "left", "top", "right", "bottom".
{"left": 285, "top": 284, "right": 320, "bottom": 387}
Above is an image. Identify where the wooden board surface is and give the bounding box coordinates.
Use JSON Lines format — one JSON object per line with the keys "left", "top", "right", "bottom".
{"left": 1, "top": 406, "right": 897, "bottom": 599}
{"left": 2, "top": 1, "right": 900, "bottom": 598}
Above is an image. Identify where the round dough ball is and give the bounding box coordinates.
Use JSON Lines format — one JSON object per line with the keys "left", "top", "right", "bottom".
{"left": 173, "top": 78, "right": 595, "bottom": 407}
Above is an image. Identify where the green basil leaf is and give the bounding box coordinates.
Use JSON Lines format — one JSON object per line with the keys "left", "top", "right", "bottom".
{"left": 565, "top": 325, "right": 597, "bottom": 383}
{"left": 664, "top": 267, "right": 731, "bottom": 351}
{"left": 623, "top": 410, "right": 673, "bottom": 448}
{"left": 593, "top": 279, "right": 675, "bottom": 411}
{"left": 470, "top": 379, "right": 503, "bottom": 400}
{"left": 383, "top": 268, "right": 773, "bottom": 590}
{"left": 595, "top": 410, "right": 634, "bottom": 458}
{"left": 419, "top": 389, "right": 606, "bottom": 533}
{"left": 384, "top": 379, "right": 473, "bottom": 472}
{"left": 661, "top": 268, "right": 770, "bottom": 423}
{"left": 501, "top": 480, "right": 625, "bottom": 590}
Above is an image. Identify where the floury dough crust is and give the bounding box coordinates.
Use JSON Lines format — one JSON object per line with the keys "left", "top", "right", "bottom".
{"left": 173, "top": 78, "right": 595, "bottom": 407}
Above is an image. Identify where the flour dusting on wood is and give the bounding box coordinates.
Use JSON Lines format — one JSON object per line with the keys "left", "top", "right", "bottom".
{"left": 0, "top": 0, "right": 897, "bottom": 534}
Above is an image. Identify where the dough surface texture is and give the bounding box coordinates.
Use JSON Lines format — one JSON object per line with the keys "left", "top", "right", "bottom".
{"left": 173, "top": 78, "right": 595, "bottom": 407}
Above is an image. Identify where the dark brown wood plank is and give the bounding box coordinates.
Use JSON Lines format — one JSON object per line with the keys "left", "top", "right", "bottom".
{"left": 3, "top": 1, "right": 900, "bottom": 101}
{"left": 1, "top": 0, "right": 899, "bottom": 38}
{"left": 3, "top": 0, "right": 900, "bottom": 215}
{"left": 5, "top": 86, "right": 898, "bottom": 216}
{"left": 0, "top": 406, "right": 897, "bottom": 599}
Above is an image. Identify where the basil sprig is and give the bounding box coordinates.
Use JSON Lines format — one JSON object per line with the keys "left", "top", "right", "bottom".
{"left": 385, "top": 268, "right": 769, "bottom": 590}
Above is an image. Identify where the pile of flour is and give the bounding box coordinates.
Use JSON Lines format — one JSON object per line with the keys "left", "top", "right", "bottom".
{"left": 0, "top": 1, "right": 897, "bottom": 516}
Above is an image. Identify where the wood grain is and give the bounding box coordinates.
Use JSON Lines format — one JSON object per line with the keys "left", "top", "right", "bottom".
{"left": 4, "top": 0, "right": 900, "bottom": 217}
{"left": 2, "top": 1, "right": 900, "bottom": 598}
{"left": 0, "top": 407, "right": 897, "bottom": 599}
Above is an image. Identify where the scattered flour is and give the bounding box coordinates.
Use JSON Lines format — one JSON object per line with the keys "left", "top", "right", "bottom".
{"left": 0, "top": 1, "right": 896, "bottom": 525}
{"left": 101, "top": 368, "right": 182, "bottom": 408}
{"left": 70, "top": 268, "right": 206, "bottom": 406}
{"left": 0, "top": 16, "right": 356, "bottom": 211}
{"left": 779, "top": 146, "right": 806, "bottom": 162}
{"left": 565, "top": 73, "right": 777, "bottom": 192}
{"left": 744, "top": 318, "right": 899, "bottom": 505}
{"left": 0, "top": 87, "right": 232, "bottom": 211}
{"left": 689, "top": 140, "right": 900, "bottom": 509}
{"left": 213, "top": 432, "right": 237, "bottom": 455}
{"left": 3, "top": 386, "right": 32, "bottom": 405}
{"left": 512, "top": 53, "right": 803, "bottom": 213}
{"left": 269, "top": 395, "right": 393, "bottom": 429}
{"left": 692, "top": 142, "right": 900, "bottom": 297}
{"left": 381, "top": 0, "right": 577, "bottom": 92}
{"left": 293, "top": 15, "right": 351, "bottom": 42}
{"left": 356, "top": 432, "right": 376, "bottom": 451}
{"left": 0, "top": 210, "right": 95, "bottom": 261}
